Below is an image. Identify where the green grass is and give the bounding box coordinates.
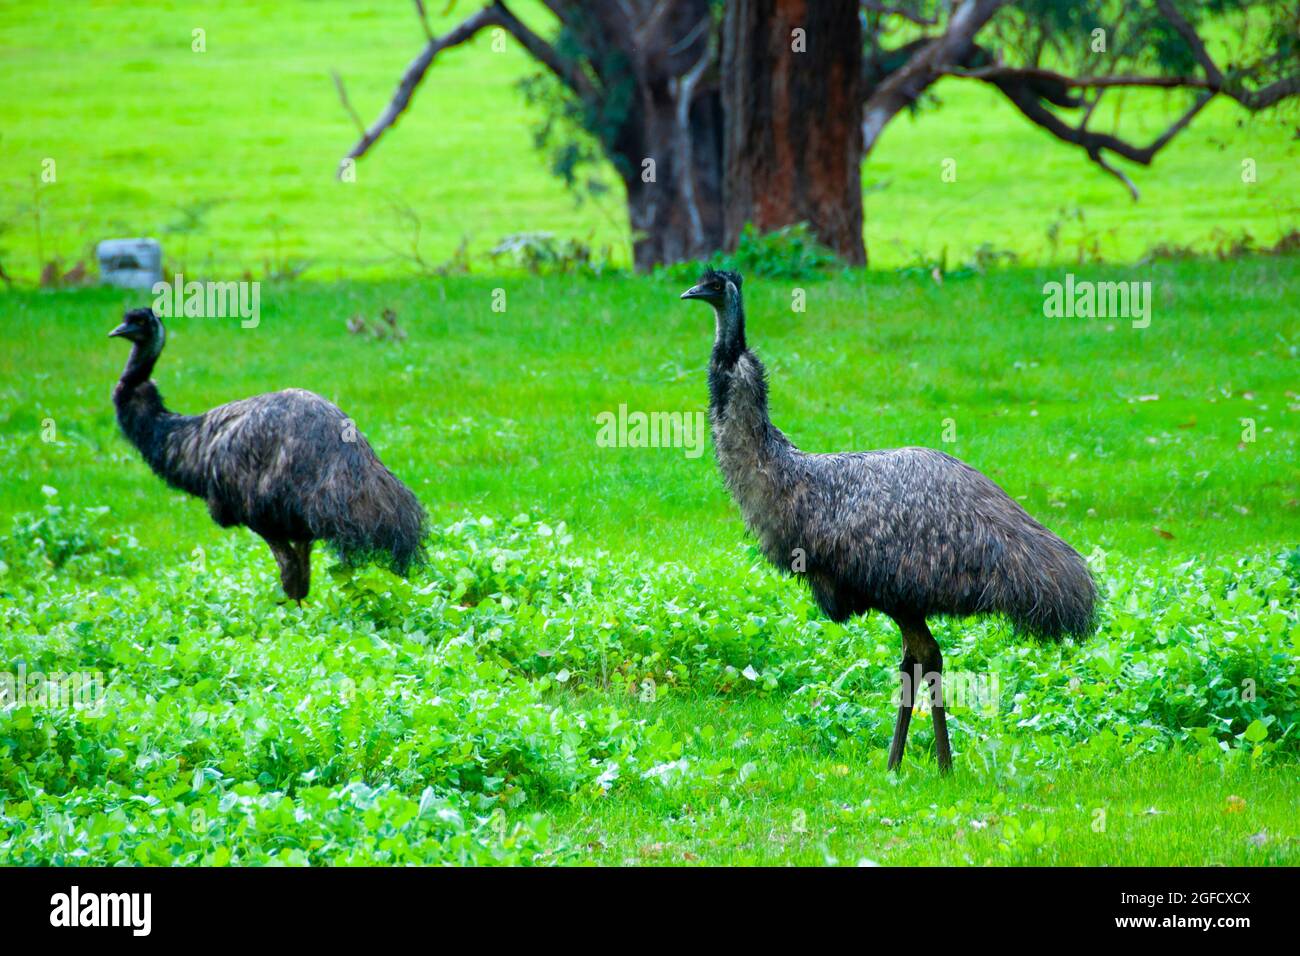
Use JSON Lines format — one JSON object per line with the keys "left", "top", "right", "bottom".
{"left": 1, "top": 0, "right": 1297, "bottom": 867}
{"left": 2, "top": 260, "right": 1295, "bottom": 559}
{"left": 1, "top": 0, "right": 1298, "bottom": 277}
{"left": 0, "top": 263, "right": 1296, "bottom": 865}
{"left": 541, "top": 700, "right": 1299, "bottom": 866}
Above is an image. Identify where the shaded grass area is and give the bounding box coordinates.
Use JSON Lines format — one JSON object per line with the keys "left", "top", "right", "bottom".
{"left": 1, "top": 1, "right": 1298, "bottom": 277}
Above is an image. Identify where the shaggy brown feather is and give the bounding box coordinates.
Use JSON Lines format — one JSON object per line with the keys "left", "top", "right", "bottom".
{"left": 690, "top": 269, "right": 1097, "bottom": 640}
{"left": 109, "top": 308, "right": 426, "bottom": 599}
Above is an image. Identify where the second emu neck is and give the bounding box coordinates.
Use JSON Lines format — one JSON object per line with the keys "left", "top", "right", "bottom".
{"left": 707, "top": 292, "right": 753, "bottom": 420}
{"left": 708, "top": 291, "right": 788, "bottom": 513}
{"left": 705, "top": 289, "right": 802, "bottom": 575}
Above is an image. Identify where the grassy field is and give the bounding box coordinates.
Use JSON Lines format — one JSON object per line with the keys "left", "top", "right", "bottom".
{"left": 1, "top": 261, "right": 1296, "bottom": 865}
{"left": 2, "top": 0, "right": 1299, "bottom": 277}
{"left": 3, "top": 261, "right": 1298, "bottom": 558}
{"left": 1, "top": 0, "right": 1297, "bottom": 868}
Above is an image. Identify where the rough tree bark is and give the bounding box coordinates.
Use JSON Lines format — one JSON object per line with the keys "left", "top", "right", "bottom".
{"left": 722, "top": 0, "right": 865, "bottom": 264}
{"left": 619, "top": 90, "right": 726, "bottom": 269}
{"left": 607, "top": 1, "right": 726, "bottom": 269}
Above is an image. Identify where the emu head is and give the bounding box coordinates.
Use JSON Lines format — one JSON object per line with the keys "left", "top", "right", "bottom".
{"left": 680, "top": 267, "right": 743, "bottom": 308}
{"left": 681, "top": 268, "right": 747, "bottom": 359}
{"left": 108, "top": 307, "right": 165, "bottom": 354}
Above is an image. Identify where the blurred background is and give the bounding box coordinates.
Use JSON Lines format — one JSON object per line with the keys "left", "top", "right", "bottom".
{"left": 1, "top": 0, "right": 1297, "bottom": 282}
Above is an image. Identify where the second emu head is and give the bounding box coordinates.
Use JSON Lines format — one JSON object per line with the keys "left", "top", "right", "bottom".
{"left": 680, "top": 267, "right": 743, "bottom": 307}
{"left": 681, "top": 268, "right": 746, "bottom": 360}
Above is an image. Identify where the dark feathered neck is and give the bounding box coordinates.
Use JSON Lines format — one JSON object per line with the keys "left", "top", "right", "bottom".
{"left": 113, "top": 338, "right": 194, "bottom": 481}
{"left": 708, "top": 288, "right": 752, "bottom": 417}
{"left": 711, "top": 287, "right": 747, "bottom": 367}
{"left": 706, "top": 291, "right": 794, "bottom": 545}
{"left": 119, "top": 336, "right": 162, "bottom": 390}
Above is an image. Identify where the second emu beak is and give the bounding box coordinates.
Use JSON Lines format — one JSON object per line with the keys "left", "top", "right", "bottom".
{"left": 107, "top": 324, "right": 131, "bottom": 338}
{"left": 680, "top": 285, "right": 705, "bottom": 300}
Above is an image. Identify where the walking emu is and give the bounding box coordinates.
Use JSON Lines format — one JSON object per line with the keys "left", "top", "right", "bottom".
{"left": 680, "top": 269, "right": 1097, "bottom": 772}
{"left": 109, "top": 307, "right": 426, "bottom": 602}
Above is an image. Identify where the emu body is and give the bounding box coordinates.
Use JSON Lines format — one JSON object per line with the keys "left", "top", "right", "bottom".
{"left": 681, "top": 270, "right": 1097, "bottom": 772}
{"left": 109, "top": 308, "right": 426, "bottom": 601}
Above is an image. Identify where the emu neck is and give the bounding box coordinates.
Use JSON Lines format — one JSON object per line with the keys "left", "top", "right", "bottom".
{"left": 706, "top": 297, "right": 794, "bottom": 555}
{"left": 119, "top": 338, "right": 162, "bottom": 390}
{"left": 707, "top": 290, "right": 782, "bottom": 463}
{"left": 113, "top": 338, "right": 193, "bottom": 486}
{"left": 708, "top": 292, "right": 750, "bottom": 417}
{"left": 711, "top": 293, "right": 747, "bottom": 370}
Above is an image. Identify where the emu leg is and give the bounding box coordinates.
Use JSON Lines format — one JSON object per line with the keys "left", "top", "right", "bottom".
{"left": 891, "top": 617, "right": 954, "bottom": 773}
{"left": 932, "top": 693, "right": 953, "bottom": 773}
{"left": 886, "top": 653, "right": 919, "bottom": 771}
{"left": 910, "top": 618, "right": 953, "bottom": 774}
{"left": 292, "top": 540, "right": 313, "bottom": 600}
{"left": 925, "top": 662, "right": 953, "bottom": 774}
{"left": 267, "top": 538, "right": 309, "bottom": 604}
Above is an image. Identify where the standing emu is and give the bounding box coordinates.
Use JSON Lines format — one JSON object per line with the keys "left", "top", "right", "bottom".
{"left": 109, "top": 307, "right": 426, "bottom": 602}
{"left": 680, "top": 269, "right": 1097, "bottom": 773}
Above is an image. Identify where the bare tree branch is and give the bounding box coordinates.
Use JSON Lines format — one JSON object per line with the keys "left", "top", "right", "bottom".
{"left": 861, "top": 0, "right": 1009, "bottom": 154}
{"left": 993, "top": 73, "right": 1215, "bottom": 200}
{"left": 667, "top": 14, "right": 710, "bottom": 56}
{"left": 671, "top": 25, "right": 714, "bottom": 250}
{"left": 1091, "top": 151, "right": 1140, "bottom": 201}
{"left": 637, "top": 0, "right": 679, "bottom": 47}
{"left": 537, "top": 0, "right": 576, "bottom": 28}
{"left": 948, "top": 61, "right": 1300, "bottom": 109}
{"left": 940, "top": 64, "right": 1213, "bottom": 91}
{"left": 332, "top": 70, "right": 366, "bottom": 137}
{"left": 921, "top": 0, "right": 1298, "bottom": 198}
{"left": 413, "top": 0, "right": 434, "bottom": 42}
{"left": 1154, "top": 0, "right": 1222, "bottom": 86}
{"left": 1149, "top": 0, "right": 1297, "bottom": 109}
{"left": 492, "top": 1, "right": 598, "bottom": 102}
{"left": 337, "top": 5, "right": 501, "bottom": 176}
{"left": 337, "top": 1, "right": 594, "bottom": 178}
{"left": 1233, "top": 73, "right": 1300, "bottom": 109}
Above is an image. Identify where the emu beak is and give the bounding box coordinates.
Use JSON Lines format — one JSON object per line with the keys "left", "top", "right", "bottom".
{"left": 680, "top": 284, "right": 706, "bottom": 300}
{"left": 107, "top": 323, "right": 132, "bottom": 339}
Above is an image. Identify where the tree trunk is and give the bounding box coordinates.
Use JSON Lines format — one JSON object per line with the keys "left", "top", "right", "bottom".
{"left": 566, "top": 0, "right": 724, "bottom": 271}
{"left": 620, "top": 81, "right": 726, "bottom": 271}
{"left": 721, "top": 0, "right": 865, "bottom": 264}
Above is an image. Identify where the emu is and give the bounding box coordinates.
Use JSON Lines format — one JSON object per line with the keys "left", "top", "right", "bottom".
{"left": 680, "top": 269, "right": 1097, "bottom": 773}
{"left": 108, "top": 307, "right": 426, "bottom": 602}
